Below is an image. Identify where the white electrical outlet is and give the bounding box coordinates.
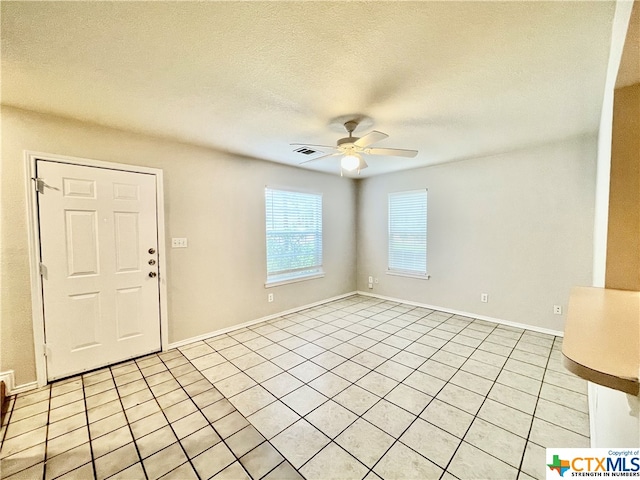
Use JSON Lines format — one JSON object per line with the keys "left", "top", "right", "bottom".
{"left": 268, "top": 293, "right": 274, "bottom": 303}
{"left": 553, "top": 305, "right": 562, "bottom": 315}
{"left": 171, "top": 238, "right": 188, "bottom": 248}
{"left": 481, "top": 293, "right": 488, "bottom": 303}
{"left": 368, "top": 276, "right": 373, "bottom": 284}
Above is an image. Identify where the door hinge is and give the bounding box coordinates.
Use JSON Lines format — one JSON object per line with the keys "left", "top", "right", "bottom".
{"left": 32, "top": 177, "right": 59, "bottom": 194}
{"left": 33, "top": 177, "right": 46, "bottom": 194}
{"left": 39, "top": 262, "right": 47, "bottom": 277}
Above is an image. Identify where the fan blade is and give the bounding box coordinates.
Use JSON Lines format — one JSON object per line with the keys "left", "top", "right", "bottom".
{"left": 299, "top": 152, "right": 341, "bottom": 165}
{"left": 365, "top": 147, "right": 418, "bottom": 158}
{"left": 354, "top": 131, "right": 388, "bottom": 148}
{"left": 291, "top": 143, "right": 339, "bottom": 150}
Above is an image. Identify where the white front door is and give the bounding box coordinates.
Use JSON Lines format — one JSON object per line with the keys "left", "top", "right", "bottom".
{"left": 37, "top": 160, "right": 161, "bottom": 380}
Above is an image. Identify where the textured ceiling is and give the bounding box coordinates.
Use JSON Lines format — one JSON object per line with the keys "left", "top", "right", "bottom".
{"left": 1, "top": 1, "right": 617, "bottom": 177}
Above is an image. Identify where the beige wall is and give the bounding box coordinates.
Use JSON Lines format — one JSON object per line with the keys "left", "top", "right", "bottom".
{"left": 1, "top": 106, "right": 357, "bottom": 385}
{"left": 356, "top": 136, "right": 597, "bottom": 332}
{"left": 605, "top": 83, "right": 640, "bottom": 290}
{"left": 0, "top": 106, "right": 601, "bottom": 386}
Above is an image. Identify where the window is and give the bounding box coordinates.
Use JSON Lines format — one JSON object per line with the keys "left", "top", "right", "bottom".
{"left": 388, "top": 189, "right": 428, "bottom": 276}
{"left": 265, "top": 187, "right": 323, "bottom": 285}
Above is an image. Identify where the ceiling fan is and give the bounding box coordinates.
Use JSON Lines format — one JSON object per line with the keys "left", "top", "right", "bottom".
{"left": 292, "top": 119, "right": 418, "bottom": 174}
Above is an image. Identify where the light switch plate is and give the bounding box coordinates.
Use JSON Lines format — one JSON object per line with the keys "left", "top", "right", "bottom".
{"left": 172, "top": 238, "right": 188, "bottom": 248}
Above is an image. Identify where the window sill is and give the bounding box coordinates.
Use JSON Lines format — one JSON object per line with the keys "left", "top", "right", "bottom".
{"left": 265, "top": 272, "right": 325, "bottom": 288}
{"left": 386, "top": 271, "right": 431, "bottom": 280}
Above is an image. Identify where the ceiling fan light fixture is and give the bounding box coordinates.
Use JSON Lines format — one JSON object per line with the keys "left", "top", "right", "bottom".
{"left": 341, "top": 153, "right": 362, "bottom": 171}
{"left": 292, "top": 117, "right": 417, "bottom": 173}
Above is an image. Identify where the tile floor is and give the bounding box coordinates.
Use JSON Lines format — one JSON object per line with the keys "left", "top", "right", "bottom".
{"left": 1, "top": 295, "right": 590, "bottom": 480}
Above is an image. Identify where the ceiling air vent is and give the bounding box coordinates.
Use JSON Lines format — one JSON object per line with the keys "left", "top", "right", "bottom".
{"left": 294, "top": 147, "right": 321, "bottom": 156}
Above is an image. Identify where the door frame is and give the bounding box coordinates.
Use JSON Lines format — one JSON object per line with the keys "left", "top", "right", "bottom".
{"left": 25, "top": 151, "right": 170, "bottom": 387}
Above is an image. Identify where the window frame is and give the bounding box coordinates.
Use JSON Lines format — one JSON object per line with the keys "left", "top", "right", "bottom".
{"left": 264, "top": 186, "right": 324, "bottom": 287}
{"left": 387, "top": 189, "right": 429, "bottom": 279}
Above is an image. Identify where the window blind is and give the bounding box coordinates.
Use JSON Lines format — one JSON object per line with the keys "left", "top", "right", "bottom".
{"left": 388, "top": 189, "right": 428, "bottom": 275}
{"left": 265, "top": 187, "right": 323, "bottom": 284}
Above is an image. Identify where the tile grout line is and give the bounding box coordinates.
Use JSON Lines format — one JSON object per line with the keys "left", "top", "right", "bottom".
{"left": 437, "top": 325, "right": 526, "bottom": 478}
{"left": 80, "top": 375, "right": 102, "bottom": 480}
{"left": 299, "top": 319, "right": 488, "bottom": 475}
{"left": 359, "top": 315, "right": 506, "bottom": 479}
{"left": 127, "top": 356, "right": 199, "bottom": 479}
{"left": 154, "top": 351, "right": 259, "bottom": 479}
{"left": 249, "top": 297, "right": 413, "bottom": 476}
{"left": 1, "top": 296, "right": 586, "bottom": 480}
{"left": 194, "top": 296, "right": 404, "bottom": 477}
{"left": 40, "top": 385, "right": 52, "bottom": 480}
{"left": 315, "top": 301, "right": 518, "bottom": 477}
{"left": 203, "top": 297, "right": 523, "bottom": 478}
{"left": 152, "top": 316, "right": 573, "bottom": 480}
{"left": 187, "top": 330, "right": 327, "bottom": 479}
{"left": 288, "top": 300, "right": 556, "bottom": 477}
{"left": 108, "top": 365, "right": 151, "bottom": 480}
{"left": 515, "top": 338, "right": 557, "bottom": 480}
{"left": 0, "top": 390, "right": 17, "bottom": 454}
{"left": 282, "top": 297, "right": 413, "bottom": 477}
{"left": 207, "top": 298, "right": 499, "bottom": 478}
{"left": 43, "top": 378, "right": 96, "bottom": 479}
{"left": 167, "top": 299, "right": 557, "bottom": 479}
{"left": 120, "top": 349, "right": 280, "bottom": 477}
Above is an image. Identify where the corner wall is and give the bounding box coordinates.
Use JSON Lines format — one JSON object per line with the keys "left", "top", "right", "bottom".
{"left": 588, "top": 0, "right": 639, "bottom": 449}
{"left": 357, "top": 136, "right": 597, "bottom": 332}
{"left": 0, "top": 106, "right": 357, "bottom": 386}
{"left": 605, "top": 83, "right": 640, "bottom": 290}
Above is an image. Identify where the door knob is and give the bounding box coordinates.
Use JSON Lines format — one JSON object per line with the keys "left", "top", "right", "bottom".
{"left": 148, "top": 248, "right": 156, "bottom": 254}
{"left": 149, "top": 272, "right": 157, "bottom": 278}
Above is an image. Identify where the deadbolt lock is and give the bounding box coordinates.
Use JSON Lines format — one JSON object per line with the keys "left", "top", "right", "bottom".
{"left": 148, "top": 248, "right": 156, "bottom": 254}
{"left": 148, "top": 259, "right": 156, "bottom": 265}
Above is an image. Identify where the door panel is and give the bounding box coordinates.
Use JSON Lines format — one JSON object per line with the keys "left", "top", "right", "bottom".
{"left": 38, "top": 160, "right": 161, "bottom": 380}
{"left": 113, "top": 183, "right": 139, "bottom": 200}
{"left": 68, "top": 292, "right": 101, "bottom": 350}
{"left": 114, "top": 212, "right": 140, "bottom": 272}
{"left": 65, "top": 210, "right": 99, "bottom": 276}
{"left": 116, "top": 287, "right": 143, "bottom": 339}
{"left": 63, "top": 178, "right": 96, "bottom": 198}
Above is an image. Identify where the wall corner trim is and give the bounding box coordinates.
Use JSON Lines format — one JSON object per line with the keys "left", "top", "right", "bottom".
{"left": 0, "top": 371, "right": 15, "bottom": 394}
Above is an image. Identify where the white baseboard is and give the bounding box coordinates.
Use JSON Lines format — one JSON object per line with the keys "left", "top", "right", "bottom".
{"left": 356, "top": 291, "right": 564, "bottom": 337}
{"left": 0, "top": 370, "right": 15, "bottom": 394}
{"left": 11, "top": 382, "right": 39, "bottom": 395}
{"left": 168, "top": 291, "right": 358, "bottom": 350}
{"left": 0, "top": 371, "right": 42, "bottom": 396}
{"left": 168, "top": 289, "right": 561, "bottom": 351}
